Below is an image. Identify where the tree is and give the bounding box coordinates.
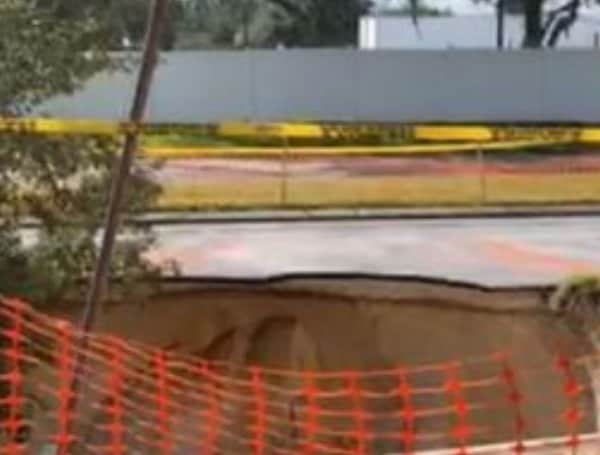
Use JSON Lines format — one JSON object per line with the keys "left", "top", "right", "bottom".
{"left": 104, "top": 0, "right": 184, "bottom": 50}
{"left": 375, "top": 0, "right": 450, "bottom": 17}
{"left": 182, "top": 0, "right": 375, "bottom": 48}
{"left": 477, "top": 0, "right": 592, "bottom": 48}
{"left": 179, "top": 0, "right": 273, "bottom": 47}
{"left": 521, "top": 0, "right": 583, "bottom": 48}
{"left": 401, "top": 0, "right": 595, "bottom": 48}
{"left": 185, "top": 0, "right": 254, "bottom": 46}
{"left": 266, "top": 0, "right": 373, "bottom": 47}
{"left": 0, "top": 0, "right": 165, "bottom": 307}
{"left": 377, "top": 5, "right": 451, "bottom": 17}
{"left": 34, "top": 0, "right": 183, "bottom": 50}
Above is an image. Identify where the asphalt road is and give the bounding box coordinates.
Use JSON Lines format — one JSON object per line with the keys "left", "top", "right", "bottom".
{"left": 147, "top": 215, "right": 600, "bottom": 287}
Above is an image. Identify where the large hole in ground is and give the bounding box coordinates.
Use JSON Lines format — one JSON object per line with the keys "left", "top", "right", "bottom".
{"left": 53, "top": 277, "right": 598, "bottom": 452}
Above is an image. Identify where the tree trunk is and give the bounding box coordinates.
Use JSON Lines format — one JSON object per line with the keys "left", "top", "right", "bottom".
{"left": 496, "top": 0, "right": 505, "bottom": 49}
{"left": 522, "top": 0, "right": 544, "bottom": 48}
{"left": 546, "top": 0, "right": 580, "bottom": 48}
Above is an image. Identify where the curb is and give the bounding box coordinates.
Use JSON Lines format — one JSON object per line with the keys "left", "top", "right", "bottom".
{"left": 18, "top": 206, "right": 600, "bottom": 228}
{"left": 132, "top": 206, "right": 600, "bottom": 225}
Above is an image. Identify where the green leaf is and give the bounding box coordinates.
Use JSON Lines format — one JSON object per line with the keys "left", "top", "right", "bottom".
{"left": 0, "top": 0, "right": 166, "bottom": 307}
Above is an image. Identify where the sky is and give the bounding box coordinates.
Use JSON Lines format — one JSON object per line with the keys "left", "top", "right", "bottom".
{"left": 377, "top": 0, "right": 600, "bottom": 16}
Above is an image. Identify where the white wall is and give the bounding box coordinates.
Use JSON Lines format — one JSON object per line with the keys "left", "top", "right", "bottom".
{"left": 358, "top": 15, "right": 600, "bottom": 50}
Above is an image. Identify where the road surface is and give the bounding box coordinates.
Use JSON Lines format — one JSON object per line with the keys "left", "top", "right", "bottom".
{"left": 147, "top": 215, "right": 600, "bottom": 287}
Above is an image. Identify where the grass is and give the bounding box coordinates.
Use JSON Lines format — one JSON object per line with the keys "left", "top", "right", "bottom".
{"left": 142, "top": 133, "right": 234, "bottom": 148}
{"left": 156, "top": 173, "right": 600, "bottom": 210}
{"left": 141, "top": 132, "right": 409, "bottom": 150}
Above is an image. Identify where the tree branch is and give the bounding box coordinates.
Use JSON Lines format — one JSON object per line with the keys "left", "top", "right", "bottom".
{"left": 544, "top": 0, "right": 580, "bottom": 47}
{"left": 266, "top": 0, "right": 309, "bottom": 19}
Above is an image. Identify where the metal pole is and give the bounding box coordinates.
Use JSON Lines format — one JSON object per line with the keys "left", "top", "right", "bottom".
{"left": 477, "top": 148, "right": 487, "bottom": 205}
{"left": 59, "top": 1, "right": 169, "bottom": 451}
{"left": 81, "top": 0, "right": 169, "bottom": 333}
{"left": 280, "top": 135, "right": 289, "bottom": 206}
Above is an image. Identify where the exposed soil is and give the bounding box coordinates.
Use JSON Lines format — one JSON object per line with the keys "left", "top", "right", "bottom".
{"left": 53, "top": 278, "right": 597, "bottom": 452}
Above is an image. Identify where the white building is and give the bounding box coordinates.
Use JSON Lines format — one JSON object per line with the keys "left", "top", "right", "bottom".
{"left": 359, "top": 15, "right": 600, "bottom": 49}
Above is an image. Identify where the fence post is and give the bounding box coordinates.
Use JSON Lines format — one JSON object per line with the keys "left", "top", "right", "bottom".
{"left": 59, "top": 0, "right": 169, "bottom": 451}
{"left": 477, "top": 148, "right": 488, "bottom": 205}
{"left": 280, "top": 135, "right": 290, "bottom": 207}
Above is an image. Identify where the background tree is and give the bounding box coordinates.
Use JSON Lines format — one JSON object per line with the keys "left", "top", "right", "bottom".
{"left": 105, "top": 0, "right": 184, "bottom": 50}
{"left": 177, "top": 0, "right": 275, "bottom": 47}
{"left": 476, "top": 0, "right": 594, "bottom": 47}
{"left": 375, "top": 0, "right": 448, "bottom": 18}
{"left": 0, "top": 0, "right": 165, "bottom": 307}
{"left": 181, "top": 0, "right": 375, "bottom": 48}
{"left": 400, "top": 0, "right": 597, "bottom": 48}
{"left": 34, "top": 0, "right": 183, "bottom": 49}
{"left": 376, "top": 4, "right": 451, "bottom": 17}
{"left": 181, "top": 0, "right": 257, "bottom": 47}
{"left": 266, "top": 0, "right": 373, "bottom": 47}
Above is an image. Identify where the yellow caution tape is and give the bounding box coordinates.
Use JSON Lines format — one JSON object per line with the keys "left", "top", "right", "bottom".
{"left": 414, "top": 126, "right": 493, "bottom": 142}
{"left": 216, "top": 122, "right": 600, "bottom": 143}
{"left": 2, "top": 117, "right": 600, "bottom": 145}
{"left": 217, "top": 122, "right": 325, "bottom": 140}
{"left": 144, "top": 140, "right": 558, "bottom": 160}
{"left": 0, "top": 118, "right": 134, "bottom": 135}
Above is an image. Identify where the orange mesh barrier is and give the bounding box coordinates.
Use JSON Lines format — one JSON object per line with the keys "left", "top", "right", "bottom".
{"left": 0, "top": 296, "right": 598, "bottom": 454}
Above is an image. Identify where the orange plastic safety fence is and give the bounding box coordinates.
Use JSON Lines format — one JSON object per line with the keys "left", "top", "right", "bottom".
{"left": 0, "top": 297, "right": 597, "bottom": 454}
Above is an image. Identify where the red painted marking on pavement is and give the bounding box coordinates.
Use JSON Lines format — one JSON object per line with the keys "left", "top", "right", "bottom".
{"left": 481, "top": 238, "right": 598, "bottom": 275}
{"left": 145, "top": 246, "right": 204, "bottom": 268}
{"left": 211, "top": 242, "right": 251, "bottom": 261}
{"left": 145, "top": 241, "right": 250, "bottom": 271}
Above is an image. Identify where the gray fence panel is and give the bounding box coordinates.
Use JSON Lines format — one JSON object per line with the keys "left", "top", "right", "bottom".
{"left": 251, "top": 49, "right": 358, "bottom": 122}
{"left": 147, "top": 52, "right": 254, "bottom": 122}
{"left": 540, "top": 51, "right": 600, "bottom": 123}
{"left": 421, "top": 51, "right": 544, "bottom": 123}
{"left": 37, "top": 50, "right": 600, "bottom": 124}
{"left": 356, "top": 51, "right": 457, "bottom": 122}
{"left": 357, "top": 51, "right": 547, "bottom": 122}
{"left": 39, "top": 69, "right": 136, "bottom": 120}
